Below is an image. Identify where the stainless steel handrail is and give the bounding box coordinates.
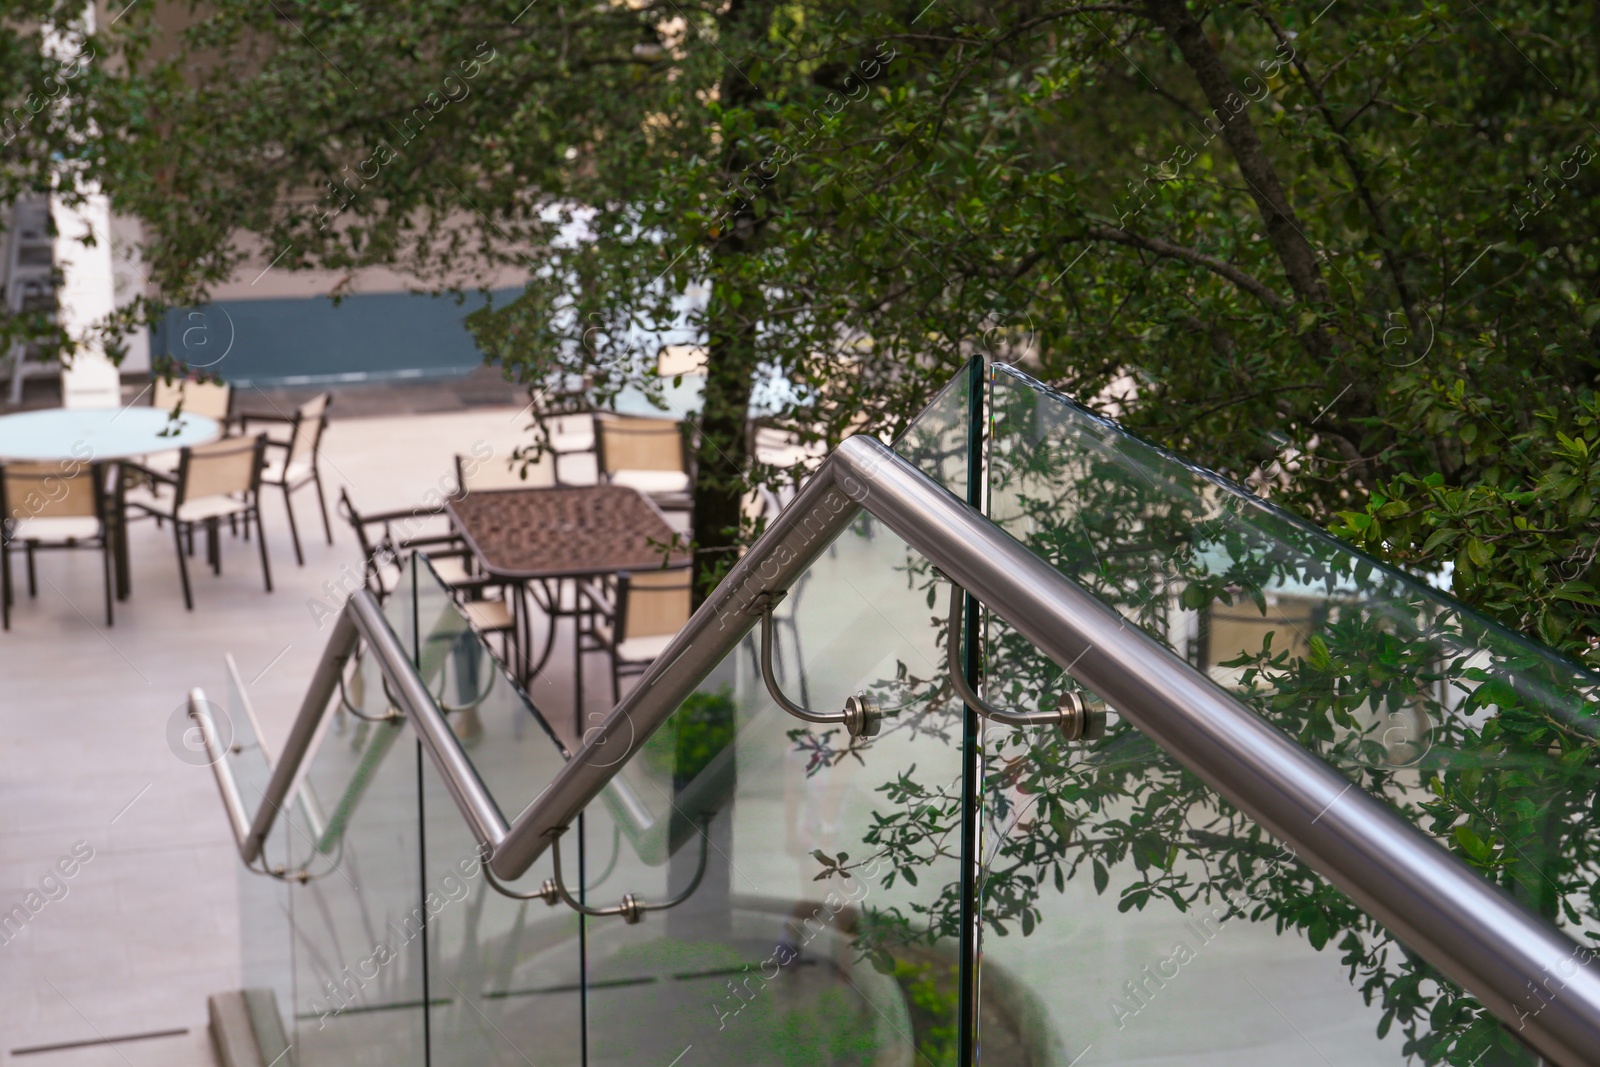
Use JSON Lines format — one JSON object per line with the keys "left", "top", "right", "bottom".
{"left": 485, "top": 435, "right": 1600, "bottom": 1066}
{"left": 347, "top": 590, "right": 508, "bottom": 852}
{"left": 190, "top": 688, "right": 250, "bottom": 847}
{"left": 238, "top": 605, "right": 361, "bottom": 865}
{"left": 208, "top": 589, "right": 514, "bottom": 867}
{"left": 194, "top": 434, "right": 1600, "bottom": 1064}
{"left": 194, "top": 583, "right": 703, "bottom": 913}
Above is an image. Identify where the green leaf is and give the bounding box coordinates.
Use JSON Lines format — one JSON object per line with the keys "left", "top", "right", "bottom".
{"left": 1466, "top": 539, "right": 1493, "bottom": 567}
{"left": 1420, "top": 527, "right": 1459, "bottom": 554}
{"left": 1454, "top": 825, "right": 1491, "bottom": 861}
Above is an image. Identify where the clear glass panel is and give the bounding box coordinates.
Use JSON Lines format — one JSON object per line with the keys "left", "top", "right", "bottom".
{"left": 979, "top": 363, "right": 1600, "bottom": 1065}
{"left": 418, "top": 716, "right": 584, "bottom": 1067}
{"left": 575, "top": 520, "right": 968, "bottom": 1067}
{"left": 282, "top": 592, "right": 427, "bottom": 1066}
{"left": 893, "top": 357, "right": 973, "bottom": 497}
{"left": 411, "top": 555, "right": 585, "bottom": 1066}
{"left": 227, "top": 658, "right": 297, "bottom": 1059}
{"left": 413, "top": 554, "right": 571, "bottom": 818}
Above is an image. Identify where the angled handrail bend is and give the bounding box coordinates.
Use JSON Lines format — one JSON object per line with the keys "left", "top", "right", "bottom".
{"left": 194, "top": 434, "right": 1600, "bottom": 1065}
{"left": 491, "top": 435, "right": 1600, "bottom": 1066}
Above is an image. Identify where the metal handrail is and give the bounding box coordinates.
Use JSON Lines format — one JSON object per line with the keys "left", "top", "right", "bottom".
{"left": 350, "top": 589, "right": 507, "bottom": 851}
{"left": 238, "top": 604, "right": 361, "bottom": 865}
{"left": 485, "top": 435, "right": 1600, "bottom": 1066}
{"left": 192, "top": 582, "right": 715, "bottom": 916}
{"left": 193, "top": 434, "right": 1600, "bottom": 1064}
{"left": 190, "top": 688, "right": 250, "bottom": 846}
{"left": 197, "top": 589, "right": 513, "bottom": 868}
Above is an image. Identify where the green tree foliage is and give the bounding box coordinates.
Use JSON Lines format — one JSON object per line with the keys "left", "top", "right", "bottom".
{"left": 0, "top": 3, "right": 111, "bottom": 363}
{"left": 65, "top": 3, "right": 1600, "bottom": 1060}
{"left": 88, "top": 0, "right": 1600, "bottom": 620}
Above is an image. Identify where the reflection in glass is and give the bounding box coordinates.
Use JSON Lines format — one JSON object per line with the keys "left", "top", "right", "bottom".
{"left": 576, "top": 514, "right": 970, "bottom": 1067}
{"left": 978, "top": 362, "right": 1600, "bottom": 1065}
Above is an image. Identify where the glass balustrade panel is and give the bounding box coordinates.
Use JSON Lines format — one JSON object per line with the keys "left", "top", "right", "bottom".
{"left": 572, "top": 518, "right": 970, "bottom": 1067}
{"left": 225, "top": 656, "right": 297, "bottom": 1061}
{"left": 409, "top": 554, "right": 585, "bottom": 1066}
{"left": 978, "top": 362, "right": 1600, "bottom": 1065}
{"left": 275, "top": 586, "right": 427, "bottom": 1067}
{"left": 892, "top": 357, "right": 974, "bottom": 497}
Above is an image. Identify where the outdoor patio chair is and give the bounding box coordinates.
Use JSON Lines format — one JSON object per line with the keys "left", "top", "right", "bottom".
{"left": 241, "top": 393, "right": 333, "bottom": 566}
{"left": 453, "top": 451, "right": 556, "bottom": 493}
{"left": 421, "top": 541, "right": 525, "bottom": 678}
{"left": 337, "top": 487, "right": 522, "bottom": 671}
{"left": 524, "top": 378, "right": 594, "bottom": 484}
{"left": 337, "top": 488, "right": 440, "bottom": 601}
{"left": 124, "top": 435, "right": 272, "bottom": 610}
{"left": 575, "top": 565, "right": 693, "bottom": 709}
{"left": 0, "top": 460, "right": 115, "bottom": 629}
{"left": 152, "top": 375, "right": 234, "bottom": 425}
{"left": 593, "top": 414, "right": 692, "bottom": 513}
{"left": 334, "top": 488, "right": 472, "bottom": 596}
{"left": 135, "top": 377, "right": 239, "bottom": 489}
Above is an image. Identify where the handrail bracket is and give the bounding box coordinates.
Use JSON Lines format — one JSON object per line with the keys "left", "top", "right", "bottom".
{"left": 943, "top": 578, "right": 1106, "bottom": 741}
{"left": 755, "top": 591, "right": 881, "bottom": 738}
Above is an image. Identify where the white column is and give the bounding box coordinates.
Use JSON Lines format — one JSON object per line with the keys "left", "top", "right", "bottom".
{"left": 52, "top": 190, "right": 122, "bottom": 408}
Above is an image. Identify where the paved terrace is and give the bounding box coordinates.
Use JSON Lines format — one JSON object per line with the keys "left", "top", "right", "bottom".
{"left": 0, "top": 376, "right": 1397, "bottom": 1066}
{"left": 0, "top": 383, "right": 595, "bottom": 1065}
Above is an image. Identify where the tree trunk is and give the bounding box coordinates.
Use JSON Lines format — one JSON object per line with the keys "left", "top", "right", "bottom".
{"left": 689, "top": 0, "right": 770, "bottom": 609}
{"left": 691, "top": 266, "right": 759, "bottom": 607}
{"left": 1144, "top": 0, "right": 1333, "bottom": 357}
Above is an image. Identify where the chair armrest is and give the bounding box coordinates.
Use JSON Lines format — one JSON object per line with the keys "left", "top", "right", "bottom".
{"left": 576, "top": 579, "right": 617, "bottom": 619}
{"left": 365, "top": 503, "right": 447, "bottom": 523}
{"left": 121, "top": 461, "right": 177, "bottom": 487}
{"left": 238, "top": 411, "right": 294, "bottom": 428}
{"left": 397, "top": 532, "right": 465, "bottom": 552}
{"left": 238, "top": 414, "right": 294, "bottom": 446}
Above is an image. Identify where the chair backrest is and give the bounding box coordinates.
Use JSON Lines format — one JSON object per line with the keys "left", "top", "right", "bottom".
{"left": 152, "top": 376, "right": 183, "bottom": 414}
{"left": 618, "top": 567, "right": 693, "bottom": 642}
{"left": 180, "top": 435, "right": 264, "bottom": 502}
{"left": 338, "top": 487, "right": 382, "bottom": 564}
{"left": 594, "top": 415, "right": 687, "bottom": 476}
{"left": 455, "top": 452, "right": 556, "bottom": 492}
{"left": 656, "top": 345, "right": 708, "bottom": 378}
{"left": 288, "top": 393, "right": 331, "bottom": 465}
{"left": 1, "top": 461, "right": 105, "bottom": 524}
{"left": 338, "top": 488, "right": 398, "bottom": 598}
{"left": 184, "top": 380, "right": 232, "bottom": 421}
{"left": 152, "top": 377, "right": 232, "bottom": 422}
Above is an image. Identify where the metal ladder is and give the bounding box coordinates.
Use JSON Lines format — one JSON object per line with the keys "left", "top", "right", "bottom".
{"left": 3, "top": 196, "right": 58, "bottom": 404}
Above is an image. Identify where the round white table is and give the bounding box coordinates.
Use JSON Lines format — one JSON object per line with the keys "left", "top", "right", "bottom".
{"left": 0, "top": 406, "right": 220, "bottom": 462}
{"left": 0, "top": 406, "right": 222, "bottom": 599}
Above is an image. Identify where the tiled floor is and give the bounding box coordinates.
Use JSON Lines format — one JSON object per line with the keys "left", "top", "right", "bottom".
{"left": 0, "top": 393, "right": 1405, "bottom": 1067}
{"left": 0, "top": 403, "right": 544, "bottom": 1064}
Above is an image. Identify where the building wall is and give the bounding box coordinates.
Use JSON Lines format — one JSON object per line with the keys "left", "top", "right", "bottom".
{"left": 151, "top": 287, "right": 524, "bottom": 386}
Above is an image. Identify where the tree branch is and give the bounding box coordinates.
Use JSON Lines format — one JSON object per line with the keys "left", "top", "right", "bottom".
{"left": 1083, "top": 223, "right": 1288, "bottom": 310}
{"left": 1257, "top": 8, "right": 1424, "bottom": 341}
{"left": 1143, "top": 0, "right": 1331, "bottom": 351}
